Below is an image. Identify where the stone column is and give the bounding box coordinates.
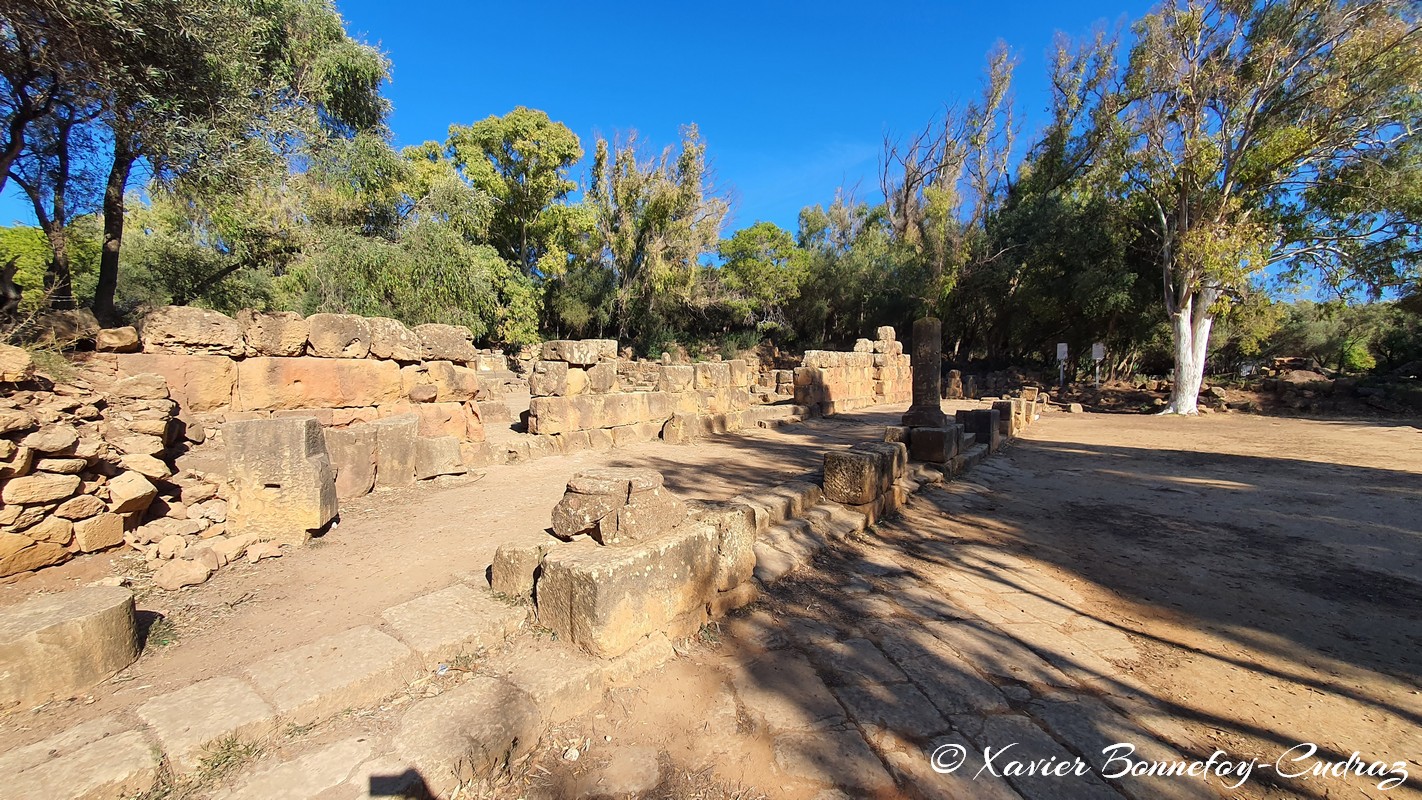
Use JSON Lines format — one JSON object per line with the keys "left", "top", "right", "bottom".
{"left": 901, "top": 318, "right": 947, "bottom": 427}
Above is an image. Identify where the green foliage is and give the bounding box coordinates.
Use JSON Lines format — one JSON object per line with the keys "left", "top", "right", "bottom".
{"left": 718, "top": 221, "right": 809, "bottom": 328}
{"left": 447, "top": 107, "right": 585, "bottom": 276}
{"left": 0, "top": 222, "right": 100, "bottom": 311}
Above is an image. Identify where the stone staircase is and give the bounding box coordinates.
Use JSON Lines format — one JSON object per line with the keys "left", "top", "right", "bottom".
{"left": 745, "top": 402, "right": 809, "bottom": 430}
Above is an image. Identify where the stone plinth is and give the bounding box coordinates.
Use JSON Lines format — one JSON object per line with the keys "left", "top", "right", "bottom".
{"left": 223, "top": 417, "right": 337, "bottom": 545}
{"left": 0, "top": 586, "right": 138, "bottom": 709}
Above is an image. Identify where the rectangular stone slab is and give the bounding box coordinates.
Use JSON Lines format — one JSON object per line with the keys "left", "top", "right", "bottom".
{"left": 243, "top": 626, "right": 416, "bottom": 726}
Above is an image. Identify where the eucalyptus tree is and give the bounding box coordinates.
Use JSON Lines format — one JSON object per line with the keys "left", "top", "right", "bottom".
{"left": 1120, "top": 0, "right": 1422, "bottom": 413}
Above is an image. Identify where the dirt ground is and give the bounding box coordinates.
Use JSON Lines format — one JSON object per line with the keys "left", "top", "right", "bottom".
{"left": 3, "top": 407, "right": 1420, "bottom": 799}
{"left": 501, "top": 411, "right": 1422, "bottom": 800}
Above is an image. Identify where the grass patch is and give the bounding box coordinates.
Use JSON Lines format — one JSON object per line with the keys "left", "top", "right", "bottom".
{"left": 144, "top": 616, "right": 179, "bottom": 648}
{"left": 195, "top": 735, "right": 264, "bottom": 784}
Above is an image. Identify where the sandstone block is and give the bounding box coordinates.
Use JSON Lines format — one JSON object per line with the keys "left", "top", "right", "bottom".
{"left": 876, "top": 325, "right": 896, "bottom": 341}
{"left": 55, "top": 494, "right": 105, "bottom": 521}
{"left": 822, "top": 450, "right": 881, "bottom": 505}
{"left": 658, "top": 365, "right": 694, "bottom": 392}
{"left": 73, "top": 513, "right": 124, "bottom": 552}
{"left": 536, "top": 523, "right": 719, "bottom": 658}
{"left": 540, "top": 339, "right": 601, "bottom": 366}
{"left": 233, "top": 357, "right": 402, "bottom": 411}
{"left": 380, "top": 584, "right": 525, "bottom": 664}
{"left": 0, "top": 342, "right": 35, "bottom": 382}
{"left": 140, "top": 306, "right": 242, "bottom": 355}
{"left": 106, "top": 471, "right": 157, "bottom": 514}
{"left": 243, "top": 626, "right": 416, "bottom": 726}
{"left": 415, "top": 436, "right": 466, "bottom": 480}
{"left": 223, "top": 417, "right": 337, "bottom": 545}
{"left": 96, "top": 326, "right": 140, "bottom": 352}
{"left": 415, "top": 323, "right": 477, "bottom": 363}
{"left": 587, "top": 361, "right": 619, "bottom": 393}
{"left": 0, "top": 532, "right": 68, "bottom": 576}
{"left": 909, "top": 425, "right": 958, "bottom": 464}
{"left": 529, "top": 360, "right": 569, "bottom": 397}
{"left": 367, "top": 316, "right": 423, "bottom": 361}
{"left": 490, "top": 540, "right": 553, "bottom": 599}
{"left": 372, "top": 415, "right": 418, "bottom": 489}
{"left": 152, "top": 558, "right": 212, "bottom": 590}
{"left": 136, "top": 676, "right": 276, "bottom": 773}
{"left": 690, "top": 500, "right": 757, "bottom": 591}
{"left": 0, "top": 586, "right": 137, "bottom": 708}
{"left": 2, "top": 472, "right": 79, "bottom": 504}
{"left": 114, "top": 353, "right": 235, "bottom": 411}
{"left": 237, "top": 310, "right": 308, "bottom": 356}
{"left": 393, "top": 676, "right": 541, "bottom": 794}
{"left": 305, "top": 313, "right": 371, "bottom": 358}
{"left": 0, "top": 715, "right": 156, "bottom": 798}
{"left": 425, "top": 360, "right": 479, "bottom": 401}
{"left": 323, "top": 425, "right": 377, "bottom": 499}
{"left": 21, "top": 424, "right": 78, "bottom": 454}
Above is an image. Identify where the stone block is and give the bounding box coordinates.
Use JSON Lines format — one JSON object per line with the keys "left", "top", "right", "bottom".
{"left": 233, "top": 357, "right": 402, "bottom": 411}
{"left": 96, "top": 326, "right": 140, "bottom": 353}
{"left": 536, "top": 522, "right": 720, "bottom": 658}
{"left": 140, "top": 306, "right": 242, "bottom": 355}
{"left": 0, "top": 716, "right": 157, "bottom": 799}
{"left": 490, "top": 540, "right": 553, "bottom": 599}
{"left": 876, "top": 325, "right": 896, "bottom": 341}
{"left": 955, "top": 408, "right": 1002, "bottom": 452}
{"left": 416, "top": 324, "right": 477, "bottom": 363}
{"left": 0, "top": 587, "right": 137, "bottom": 709}
{"left": 694, "top": 361, "right": 731, "bottom": 389}
{"left": 884, "top": 425, "right": 910, "bottom": 444}
{"left": 73, "top": 513, "right": 123, "bottom": 552}
{"left": 243, "top": 626, "right": 416, "bottom": 727}
{"left": 822, "top": 449, "right": 881, "bottom": 505}
{"left": 136, "top": 677, "right": 276, "bottom": 773}
{"left": 106, "top": 470, "right": 157, "bottom": 514}
{"left": 324, "top": 425, "right": 376, "bottom": 500}
{"left": 658, "top": 365, "right": 694, "bottom": 392}
{"left": 393, "top": 676, "right": 541, "bottom": 795}
{"left": 237, "top": 310, "right": 307, "bottom": 356}
{"left": 380, "top": 584, "right": 525, "bottom": 664}
{"left": 114, "top": 353, "right": 235, "bottom": 412}
{"left": 305, "top": 314, "right": 371, "bottom": 358}
{"left": 586, "top": 361, "right": 619, "bottom": 393}
{"left": 223, "top": 417, "right": 337, "bottom": 545}
{"left": 367, "top": 317, "right": 423, "bottom": 361}
{"left": 540, "top": 339, "right": 602, "bottom": 366}
{"left": 992, "top": 400, "right": 1019, "bottom": 437}
{"left": 372, "top": 415, "right": 418, "bottom": 489}
{"left": 909, "top": 425, "right": 958, "bottom": 464}
{"left": 2, "top": 472, "right": 78, "bottom": 504}
{"left": 689, "top": 500, "right": 757, "bottom": 591}
{"left": 415, "top": 436, "right": 466, "bottom": 479}
{"left": 529, "top": 360, "right": 569, "bottom": 397}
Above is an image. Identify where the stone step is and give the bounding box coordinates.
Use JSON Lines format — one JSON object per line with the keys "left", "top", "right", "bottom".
{"left": 959, "top": 443, "right": 990, "bottom": 472}
{"left": 803, "top": 501, "right": 867, "bottom": 541}
{"left": 732, "top": 479, "right": 823, "bottom": 533}
{"left": 752, "top": 540, "right": 797, "bottom": 584}
{"left": 762, "top": 518, "right": 823, "bottom": 564}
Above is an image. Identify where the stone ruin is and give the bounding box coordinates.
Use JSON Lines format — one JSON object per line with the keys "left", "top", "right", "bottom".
{"left": 491, "top": 468, "right": 757, "bottom": 658}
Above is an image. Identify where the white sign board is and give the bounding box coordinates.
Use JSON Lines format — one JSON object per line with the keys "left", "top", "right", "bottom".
{"left": 1092, "top": 342, "right": 1105, "bottom": 361}
{"left": 1056, "top": 342, "right": 1068, "bottom": 362}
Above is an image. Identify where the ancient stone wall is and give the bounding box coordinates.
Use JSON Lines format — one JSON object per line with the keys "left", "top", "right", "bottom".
{"left": 525, "top": 339, "right": 757, "bottom": 446}
{"left": 793, "top": 326, "right": 911, "bottom": 416}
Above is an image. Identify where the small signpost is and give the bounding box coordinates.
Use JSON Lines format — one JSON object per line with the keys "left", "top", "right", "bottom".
{"left": 1092, "top": 342, "right": 1105, "bottom": 389}
{"left": 1056, "top": 342, "right": 1068, "bottom": 390}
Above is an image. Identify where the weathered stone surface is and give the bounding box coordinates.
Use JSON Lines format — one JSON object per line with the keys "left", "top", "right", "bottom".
{"left": 902, "top": 317, "right": 946, "bottom": 427}
{"left": 551, "top": 468, "right": 684, "bottom": 544}
{"left": 305, "top": 313, "right": 371, "bottom": 358}
{"left": 141, "top": 305, "right": 243, "bottom": 355}
{"left": 107, "top": 471, "right": 157, "bottom": 514}
{"left": 243, "top": 626, "right": 416, "bottom": 726}
{"left": 0, "top": 587, "right": 137, "bottom": 708}
{"left": 236, "top": 310, "right": 308, "bottom": 357}
{"left": 393, "top": 676, "right": 541, "bottom": 795}
{"left": 690, "top": 500, "right": 757, "bottom": 591}
{"left": 0, "top": 533, "right": 69, "bottom": 577}
{"left": 232, "top": 356, "right": 401, "bottom": 411}
{"left": 876, "top": 325, "right": 896, "bottom": 341}
{"left": 119, "top": 453, "right": 171, "bottom": 480}
{"left": 367, "top": 316, "right": 423, "bottom": 361}
{"left": 490, "top": 540, "right": 553, "bottom": 599}
{"left": 372, "top": 415, "right": 418, "bottom": 489}
{"left": 822, "top": 449, "right": 881, "bottom": 505}
{"left": 153, "top": 558, "right": 212, "bottom": 590}
{"left": 95, "top": 326, "right": 140, "bottom": 353}
{"left": 2, "top": 472, "right": 79, "bottom": 504}
{"left": 425, "top": 360, "right": 479, "bottom": 401}
{"left": 536, "top": 522, "right": 719, "bottom": 657}
{"left": 24, "top": 515, "right": 72, "bottom": 545}
{"left": 415, "top": 323, "right": 477, "bottom": 363}
{"left": 324, "top": 425, "right": 377, "bottom": 499}
{"left": 381, "top": 583, "right": 525, "bottom": 663}
{"left": 529, "top": 360, "right": 569, "bottom": 397}
{"left": 73, "top": 513, "right": 124, "bottom": 552}
{"left": 136, "top": 677, "right": 276, "bottom": 773}
{"left": 909, "top": 425, "right": 958, "bottom": 464}
{"left": 414, "top": 436, "right": 466, "bottom": 479}
{"left": 33, "top": 456, "right": 90, "bottom": 475}
{"left": 55, "top": 494, "right": 105, "bottom": 520}
{"left": 21, "top": 424, "right": 78, "bottom": 454}
{"left": 0, "top": 716, "right": 156, "bottom": 800}
{"left": 0, "top": 342, "right": 35, "bottom": 382}
{"left": 114, "top": 353, "right": 236, "bottom": 411}
{"left": 218, "top": 737, "right": 371, "bottom": 800}
{"left": 223, "top": 417, "right": 337, "bottom": 545}
{"left": 540, "top": 339, "right": 603, "bottom": 366}
{"left": 587, "top": 361, "right": 619, "bottom": 393}
{"left": 657, "top": 364, "right": 694, "bottom": 392}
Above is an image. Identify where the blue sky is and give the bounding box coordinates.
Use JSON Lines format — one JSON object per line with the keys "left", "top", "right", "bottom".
{"left": 0, "top": 0, "right": 1156, "bottom": 233}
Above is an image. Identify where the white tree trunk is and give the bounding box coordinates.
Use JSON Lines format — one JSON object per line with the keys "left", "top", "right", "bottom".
{"left": 1165, "top": 294, "right": 1213, "bottom": 415}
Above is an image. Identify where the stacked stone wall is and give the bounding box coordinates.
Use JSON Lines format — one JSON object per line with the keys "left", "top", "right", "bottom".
{"left": 793, "top": 326, "right": 911, "bottom": 415}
